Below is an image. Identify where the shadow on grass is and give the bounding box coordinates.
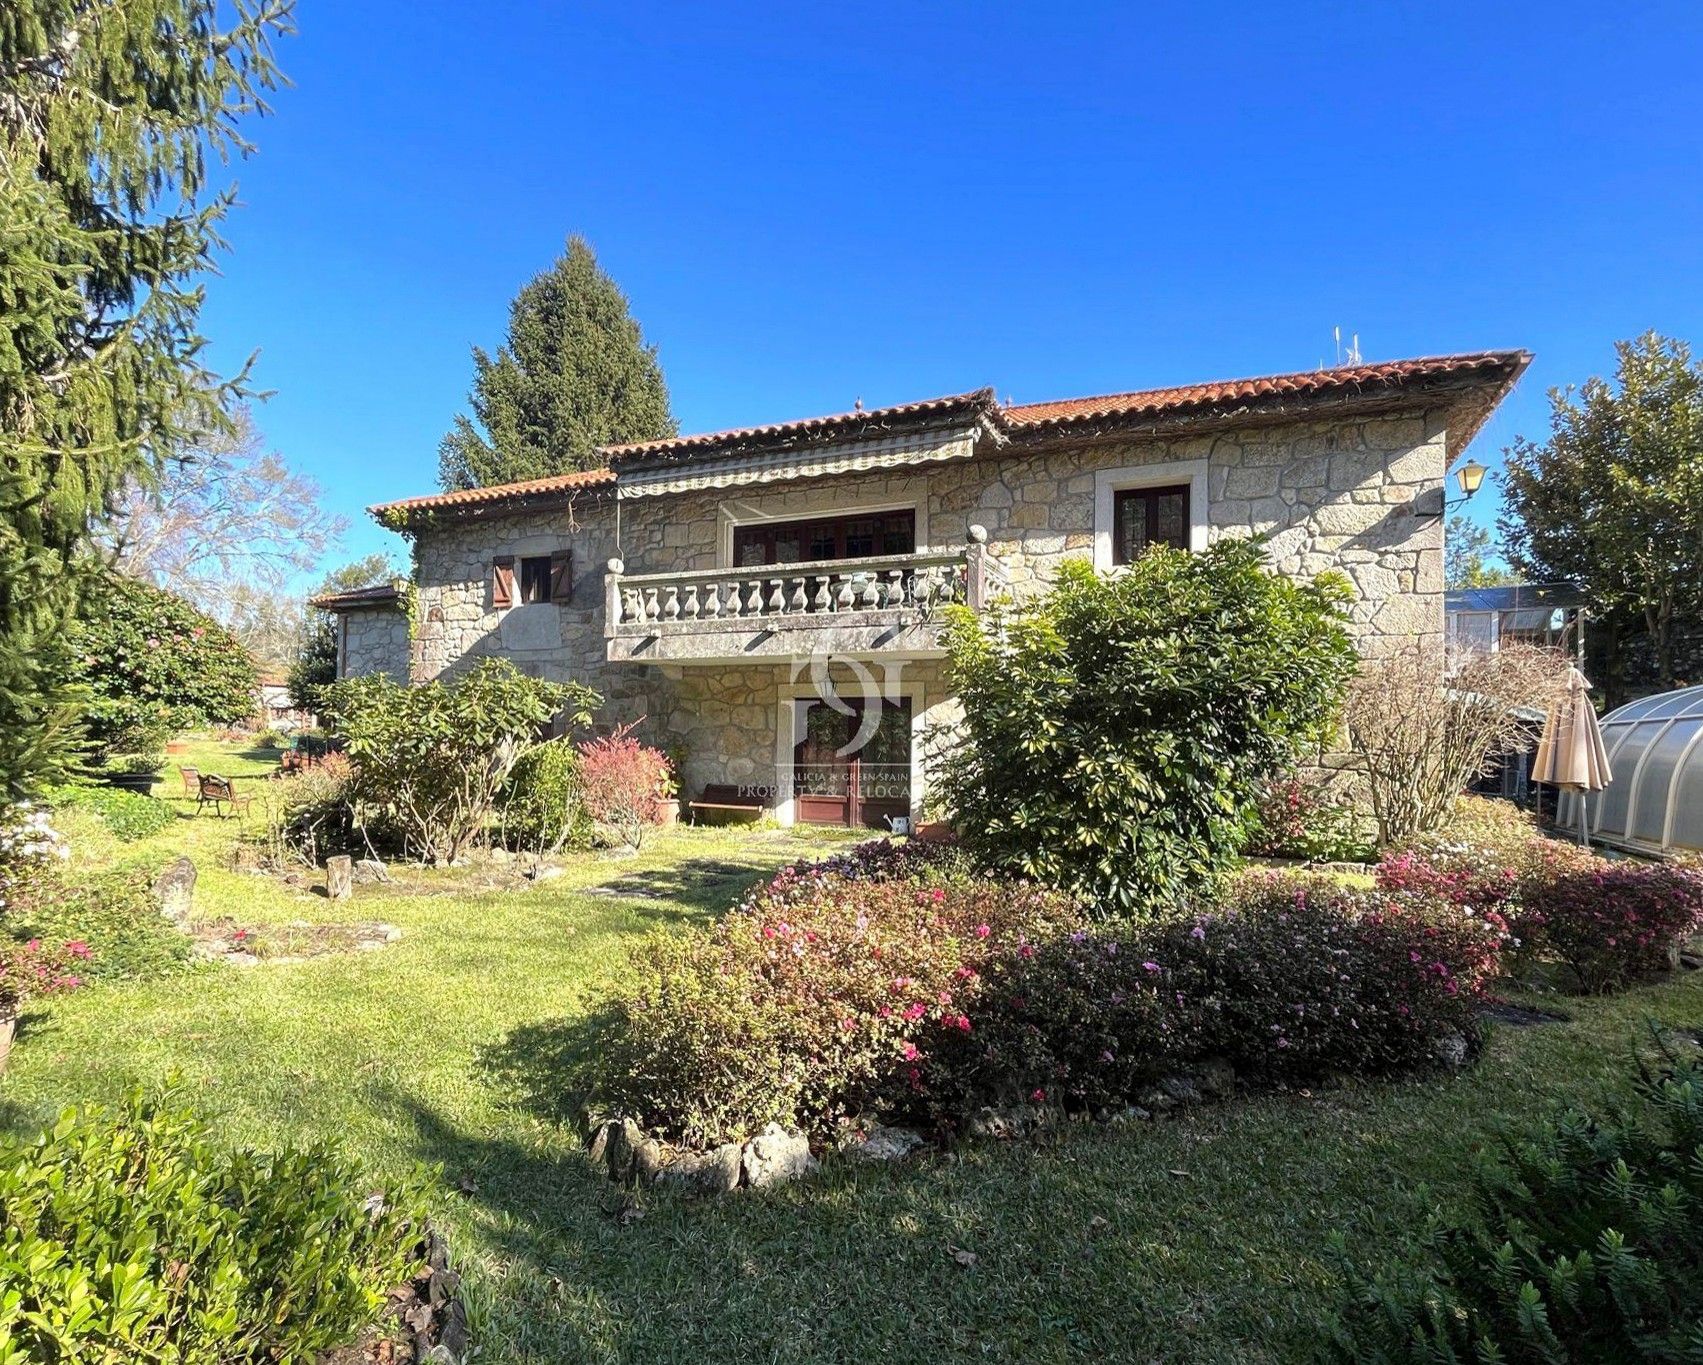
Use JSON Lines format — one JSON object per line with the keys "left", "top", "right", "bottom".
{"left": 585, "top": 856, "right": 771, "bottom": 910}
{"left": 473, "top": 1011, "right": 617, "bottom": 1129}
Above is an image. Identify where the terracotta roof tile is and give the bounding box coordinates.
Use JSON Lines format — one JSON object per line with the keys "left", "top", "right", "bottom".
{"left": 369, "top": 466, "right": 614, "bottom": 520}
{"left": 602, "top": 389, "right": 997, "bottom": 466}
{"left": 1003, "top": 351, "right": 1528, "bottom": 429}
{"left": 308, "top": 583, "right": 404, "bottom": 612}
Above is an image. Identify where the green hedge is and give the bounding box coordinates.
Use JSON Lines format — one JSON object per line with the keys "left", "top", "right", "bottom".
{"left": 0, "top": 1091, "right": 430, "bottom": 1364}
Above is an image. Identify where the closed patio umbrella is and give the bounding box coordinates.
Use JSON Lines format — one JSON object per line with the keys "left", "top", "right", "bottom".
{"left": 1532, "top": 665, "right": 1612, "bottom": 847}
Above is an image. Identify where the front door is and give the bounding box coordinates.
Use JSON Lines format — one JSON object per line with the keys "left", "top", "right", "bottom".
{"left": 792, "top": 696, "right": 913, "bottom": 829}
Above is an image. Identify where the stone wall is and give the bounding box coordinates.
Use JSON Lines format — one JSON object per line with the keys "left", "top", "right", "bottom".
{"left": 339, "top": 606, "right": 411, "bottom": 682}
{"left": 401, "top": 405, "right": 1451, "bottom": 814}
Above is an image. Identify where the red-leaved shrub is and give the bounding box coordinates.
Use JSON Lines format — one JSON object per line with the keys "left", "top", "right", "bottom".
{"left": 581, "top": 865, "right": 1083, "bottom": 1145}
{"left": 923, "top": 873, "right": 1501, "bottom": 1116}
{"left": 577, "top": 722, "right": 673, "bottom": 848}
{"left": 1517, "top": 861, "right": 1703, "bottom": 993}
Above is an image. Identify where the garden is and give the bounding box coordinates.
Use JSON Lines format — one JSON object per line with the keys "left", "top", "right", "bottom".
{"left": 2, "top": 544, "right": 1702, "bottom": 1363}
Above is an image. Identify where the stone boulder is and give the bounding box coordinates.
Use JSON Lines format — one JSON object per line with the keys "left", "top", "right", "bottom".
{"left": 151, "top": 856, "right": 196, "bottom": 924}
{"left": 837, "top": 1124, "right": 924, "bottom": 1162}
{"left": 655, "top": 1142, "right": 743, "bottom": 1196}
{"left": 740, "top": 1123, "right": 817, "bottom": 1188}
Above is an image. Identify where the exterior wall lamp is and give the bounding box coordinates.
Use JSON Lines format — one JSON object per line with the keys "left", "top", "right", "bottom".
{"left": 1414, "top": 458, "right": 1489, "bottom": 520}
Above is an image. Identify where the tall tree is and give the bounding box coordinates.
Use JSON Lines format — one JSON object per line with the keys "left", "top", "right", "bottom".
{"left": 438, "top": 237, "right": 676, "bottom": 490}
{"left": 0, "top": 0, "right": 292, "bottom": 794}
{"left": 100, "top": 405, "right": 345, "bottom": 603}
{"left": 1444, "top": 516, "right": 1518, "bottom": 590}
{"left": 1500, "top": 332, "right": 1703, "bottom": 695}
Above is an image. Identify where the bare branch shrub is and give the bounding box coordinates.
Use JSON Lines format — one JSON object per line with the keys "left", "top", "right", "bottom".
{"left": 1341, "top": 643, "right": 1569, "bottom": 847}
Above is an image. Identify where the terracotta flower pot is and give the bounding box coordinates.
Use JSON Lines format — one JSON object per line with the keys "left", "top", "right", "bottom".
{"left": 651, "top": 796, "right": 679, "bottom": 827}
{"left": 165, "top": 739, "right": 189, "bottom": 755}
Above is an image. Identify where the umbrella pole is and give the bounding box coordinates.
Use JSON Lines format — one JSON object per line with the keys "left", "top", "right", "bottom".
{"left": 1579, "top": 789, "right": 1589, "bottom": 850}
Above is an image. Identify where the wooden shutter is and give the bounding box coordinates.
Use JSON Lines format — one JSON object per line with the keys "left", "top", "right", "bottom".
{"left": 492, "top": 556, "right": 515, "bottom": 609}
{"left": 548, "top": 550, "right": 573, "bottom": 603}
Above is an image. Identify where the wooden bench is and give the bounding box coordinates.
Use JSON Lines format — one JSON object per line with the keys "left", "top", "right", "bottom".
{"left": 688, "top": 783, "right": 764, "bottom": 826}
{"left": 195, "top": 773, "right": 254, "bottom": 819}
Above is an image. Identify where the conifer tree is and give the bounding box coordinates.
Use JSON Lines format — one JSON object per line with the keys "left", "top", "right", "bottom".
{"left": 0, "top": 0, "right": 292, "bottom": 794}
{"left": 438, "top": 238, "right": 676, "bottom": 490}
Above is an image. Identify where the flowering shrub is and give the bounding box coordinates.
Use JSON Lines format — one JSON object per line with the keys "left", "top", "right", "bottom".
{"left": 578, "top": 722, "right": 673, "bottom": 849}
{"left": 1182, "top": 874, "right": 1500, "bottom": 1078}
{"left": 6, "top": 862, "right": 190, "bottom": 984}
{"left": 1243, "top": 773, "right": 1374, "bottom": 863}
{"left": 577, "top": 870, "right": 1084, "bottom": 1145}
{"left": 1518, "top": 861, "right": 1703, "bottom": 993}
{"left": 923, "top": 874, "right": 1499, "bottom": 1115}
{"left": 0, "top": 937, "right": 87, "bottom": 1017}
{"left": 750, "top": 837, "right": 974, "bottom": 909}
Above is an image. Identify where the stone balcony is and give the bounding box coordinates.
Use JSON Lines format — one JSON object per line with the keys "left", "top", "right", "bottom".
{"left": 604, "top": 533, "right": 1009, "bottom": 664}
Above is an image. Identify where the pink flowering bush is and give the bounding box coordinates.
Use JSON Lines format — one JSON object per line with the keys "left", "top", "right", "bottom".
{"left": 1517, "top": 861, "right": 1703, "bottom": 993}
{"left": 1243, "top": 773, "right": 1374, "bottom": 863}
{"left": 577, "top": 722, "right": 673, "bottom": 849}
{"left": 1178, "top": 873, "right": 1501, "bottom": 1079}
{"left": 575, "top": 867, "right": 1083, "bottom": 1145}
{"left": 0, "top": 937, "right": 88, "bottom": 1018}
{"left": 922, "top": 873, "right": 1501, "bottom": 1115}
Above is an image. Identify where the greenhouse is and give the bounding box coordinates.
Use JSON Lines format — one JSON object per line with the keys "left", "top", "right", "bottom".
{"left": 1561, "top": 684, "right": 1703, "bottom": 856}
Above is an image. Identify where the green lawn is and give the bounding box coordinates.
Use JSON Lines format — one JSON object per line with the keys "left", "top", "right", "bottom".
{"left": 7, "top": 740, "right": 1702, "bottom": 1363}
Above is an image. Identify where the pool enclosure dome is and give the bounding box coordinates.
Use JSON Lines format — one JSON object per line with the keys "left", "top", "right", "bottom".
{"left": 1562, "top": 684, "right": 1703, "bottom": 856}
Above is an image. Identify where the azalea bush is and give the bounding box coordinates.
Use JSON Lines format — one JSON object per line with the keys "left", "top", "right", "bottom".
{"left": 0, "top": 936, "right": 88, "bottom": 1019}
{"left": 0, "top": 1089, "right": 430, "bottom": 1364}
{"left": 1322, "top": 1052, "right": 1703, "bottom": 1362}
{"left": 572, "top": 841, "right": 1504, "bottom": 1148}
{"left": 571, "top": 856, "right": 1083, "bottom": 1146}
{"left": 1243, "top": 772, "right": 1375, "bottom": 863}
{"left": 937, "top": 543, "right": 1356, "bottom": 917}
{"left": 924, "top": 873, "right": 1500, "bottom": 1118}
{"left": 1519, "top": 861, "right": 1703, "bottom": 993}
{"left": 319, "top": 659, "right": 598, "bottom": 863}
{"left": 577, "top": 721, "right": 672, "bottom": 849}
{"left": 5, "top": 862, "right": 189, "bottom": 984}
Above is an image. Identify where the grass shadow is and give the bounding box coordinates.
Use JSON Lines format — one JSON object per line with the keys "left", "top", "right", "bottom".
{"left": 474, "top": 1012, "right": 618, "bottom": 1130}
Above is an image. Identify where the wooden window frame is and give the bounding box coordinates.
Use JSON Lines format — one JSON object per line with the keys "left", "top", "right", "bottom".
{"left": 1111, "top": 483, "right": 1191, "bottom": 565}
{"left": 731, "top": 509, "right": 916, "bottom": 567}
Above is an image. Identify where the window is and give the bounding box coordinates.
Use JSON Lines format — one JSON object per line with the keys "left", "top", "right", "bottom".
{"left": 519, "top": 556, "right": 552, "bottom": 603}
{"left": 1111, "top": 484, "right": 1190, "bottom": 564}
{"left": 732, "top": 510, "right": 916, "bottom": 567}
{"left": 495, "top": 551, "right": 571, "bottom": 608}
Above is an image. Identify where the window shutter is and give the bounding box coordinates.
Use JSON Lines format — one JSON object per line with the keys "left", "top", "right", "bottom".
{"left": 492, "top": 556, "right": 515, "bottom": 609}
{"left": 549, "top": 550, "right": 573, "bottom": 603}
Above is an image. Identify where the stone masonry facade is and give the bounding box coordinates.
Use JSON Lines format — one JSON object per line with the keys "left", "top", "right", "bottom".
{"left": 349, "top": 405, "right": 1450, "bottom": 820}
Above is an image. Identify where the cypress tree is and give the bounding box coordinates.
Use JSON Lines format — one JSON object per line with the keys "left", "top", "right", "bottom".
{"left": 438, "top": 237, "right": 677, "bottom": 490}
{"left": 0, "top": 0, "right": 291, "bottom": 794}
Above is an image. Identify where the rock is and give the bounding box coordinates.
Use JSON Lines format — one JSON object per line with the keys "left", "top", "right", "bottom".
{"left": 587, "top": 1120, "right": 614, "bottom": 1164}
{"left": 837, "top": 1124, "right": 924, "bottom": 1162}
{"left": 740, "top": 1123, "right": 817, "bottom": 1188}
{"left": 1433, "top": 1029, "right": 1470, "bottom": 1070}
{"left": 1159, "top": 1076, "right": 1202, "bottom": 1104}
{"left": 527, "top": 864, "right": 566, "bottom": 884}
{"left": 1136, "top": 1087, "right": 1178, "bottom": 1115}
{"left": 353, "top": 858, "right": 389, "bottom": 884}
{"left": 1109, "top": 1105, "right": 1153, "bottom": 1124}
{"left": 632, "top": 1137, "right": 666, "bottom": 1185}
{"left": 966, "top": 1107, "right": 1019, "bottom": 1140}
{"left": 1193, "top": 1057, "right": 1237, "bottom": 1099}
{"left": 603, "top": 1117, "right": 646, "bottom": 1183}
{"left": 490, "top": 847, "right": 513, "bottom": 864}
{"left": 655, "top": 1142, "right": 743, "bottom": 1195}
{"left": 151, "top": 856, "right": 196, "bottom": 923}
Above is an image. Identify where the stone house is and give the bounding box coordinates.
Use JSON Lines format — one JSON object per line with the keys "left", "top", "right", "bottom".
{"left": 324, "top": 351, "right": 1529, "bottom": 829}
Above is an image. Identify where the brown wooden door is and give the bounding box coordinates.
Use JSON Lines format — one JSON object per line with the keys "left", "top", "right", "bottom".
{"left": 792, "top": 696, "right": 913, "bottom": 828}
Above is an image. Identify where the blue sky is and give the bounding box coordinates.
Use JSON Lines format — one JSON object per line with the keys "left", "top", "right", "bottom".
{"left": 197, "top": 1, "right": 1703, "bottom": 579}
